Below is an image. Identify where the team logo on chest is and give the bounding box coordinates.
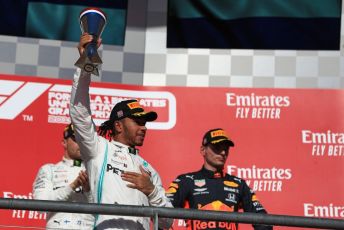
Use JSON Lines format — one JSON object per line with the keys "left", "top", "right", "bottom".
{"left": 193, "top": 179, "right": 209, "bottom": 195}
{"left": 194, "top": 179, "right": 206, "bottom": 187}
{"left": 225, "top": 193, "right": 237, "bottom": 203}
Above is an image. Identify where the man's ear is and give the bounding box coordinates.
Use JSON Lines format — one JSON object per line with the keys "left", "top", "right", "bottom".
{"left": 61, "top": 139, "right": 67, "bottom": 148}
{"left": 200, "top": 145, "right": 206, "bottom": 157}
{"left": 114, "top": 120, "right": 122, "bottom": 133}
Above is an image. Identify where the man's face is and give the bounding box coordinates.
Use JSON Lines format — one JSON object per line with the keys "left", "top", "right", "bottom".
{"left": 119, "top": 117, "right": 147, "bottom": 147}
{"left": 65, "top": 136, "right": 81, "bottom": 160}
{"left": 201, "top": 142, "right": 230, "bottom": 171}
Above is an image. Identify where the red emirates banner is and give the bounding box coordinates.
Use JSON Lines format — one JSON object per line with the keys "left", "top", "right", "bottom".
{"left": 0, "top": 74, "right": 343, "bottom": 229}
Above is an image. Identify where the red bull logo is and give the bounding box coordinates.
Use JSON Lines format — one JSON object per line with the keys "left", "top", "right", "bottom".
{"left": 166, "top": 182, "right": 179, "bottom": 194}
{"left": 198, "top": 200, "right": 234, "bottom": 212}
{"left": 191, "top": 202, "right": 236, "bottom": 229}
{"left": 166, "top": 187, "right": 177, "bottom": 194}
{"left": 169, "top": 182, "right": 179, "bottom": 189}
{"left": 191, "top": 220, "right": 237, "bottom": 230}
{"left": 252, "top": 194, "right": 259, "bottom": 202}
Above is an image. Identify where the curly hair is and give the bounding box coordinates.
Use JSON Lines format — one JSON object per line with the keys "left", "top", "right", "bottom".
{"left": 98, "top": 120, "right": 116, "bottom": 140}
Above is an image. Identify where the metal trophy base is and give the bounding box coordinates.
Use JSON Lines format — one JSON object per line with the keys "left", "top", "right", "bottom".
{"left": 74, "top": 53, "right": 102, "bottom": 76}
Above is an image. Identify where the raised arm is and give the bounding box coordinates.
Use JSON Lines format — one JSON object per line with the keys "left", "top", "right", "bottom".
{"left": 69, "top": 34, "right": 100, "bottom": 161}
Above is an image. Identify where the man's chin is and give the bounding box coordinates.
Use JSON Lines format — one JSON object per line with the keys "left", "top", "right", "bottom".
{"left": 215, "top": 162, "right": 225, "bottom": 169}
{"left": 135, "top": 141, "right": 144, "bottom": 147}
{"left": 135, "top": 137, "right": 145, "bottom": 146}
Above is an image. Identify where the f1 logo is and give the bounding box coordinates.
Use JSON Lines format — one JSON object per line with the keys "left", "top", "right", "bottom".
{"left": 0, "top": 80, "right": 51, "bottom": 120}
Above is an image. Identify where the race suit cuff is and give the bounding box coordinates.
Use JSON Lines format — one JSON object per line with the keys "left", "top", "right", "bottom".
{"left": 147, "top": 186, "right": 158, "bottom": 200}
{"left": 55, "top": 186, "right": 74, "bottom": 201}
{"left": 84, "top": 191, "right": 94, "bottom": 203}
{"left": 148, "top": 186, "right": 174, "bottom": 228}
{"left": 147, "top": 186, "right": 165, "bottom": 206}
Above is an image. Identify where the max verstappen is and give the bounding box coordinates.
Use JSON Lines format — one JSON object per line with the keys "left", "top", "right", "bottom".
{"left": 166, "top": 128, "right": 273, "bottom": 230}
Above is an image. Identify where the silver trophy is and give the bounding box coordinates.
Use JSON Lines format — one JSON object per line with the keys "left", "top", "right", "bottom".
{"left": 75, "top": 8, "right": 107, "bottom": 76}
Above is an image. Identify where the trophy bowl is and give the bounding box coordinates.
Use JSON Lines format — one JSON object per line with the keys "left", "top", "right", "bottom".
{"left": 74, "top": 8, "right": 107, "bottom": 76}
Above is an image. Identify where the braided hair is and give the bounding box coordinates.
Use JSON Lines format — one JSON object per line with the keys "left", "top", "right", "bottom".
{"left": 98, "top": 119, "right": 116, "bottom": 140}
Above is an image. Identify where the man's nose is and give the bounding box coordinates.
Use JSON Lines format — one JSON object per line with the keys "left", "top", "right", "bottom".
{"left": 218, "top": 150, "right": 228, "bottom": 156}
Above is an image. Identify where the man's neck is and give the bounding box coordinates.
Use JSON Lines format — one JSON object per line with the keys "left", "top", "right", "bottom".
{"left": 203, "top": 163, "right": 224, "bottom": 172}
{"left": 113, "top": 137, "right": 134, "bottom": 148}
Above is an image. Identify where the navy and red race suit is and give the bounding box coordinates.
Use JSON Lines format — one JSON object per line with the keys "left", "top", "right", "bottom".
{"left": 166, "top": 167, "right": 273, "bottom": 230}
